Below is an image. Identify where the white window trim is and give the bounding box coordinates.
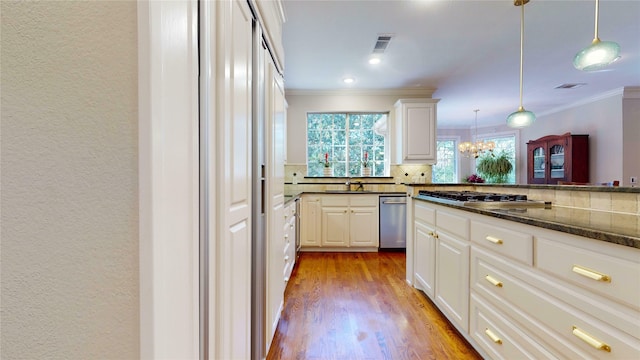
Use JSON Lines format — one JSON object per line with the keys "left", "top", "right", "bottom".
{"left": 475, "top": 129, "right": 520, "bottom": 183}
{"left": 435, "top": 136, "right": 461, "bottom": 183}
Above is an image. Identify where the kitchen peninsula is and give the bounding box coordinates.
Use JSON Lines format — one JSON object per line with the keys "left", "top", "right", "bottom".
{"left": 406, "top": 183, "right": 640, "bottom": 359}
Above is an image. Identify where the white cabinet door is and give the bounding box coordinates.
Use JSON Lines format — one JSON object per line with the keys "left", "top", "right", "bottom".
{"left": 394, "top": 99, "right": 438, "bottom": 164}
{"left": 301, "top": 196, "right": 321, "bottom": 246}
{"left": 436, "top": 231, "right": 470, "bottom": 333}
{"left": 349, "top": 206, "right": 379, "bottom": 247}
{"left": 414, "top": 220, "right": 436, "bottom": 299}
{"left": 321, "top": 207, "right": 349, "bottom": 247}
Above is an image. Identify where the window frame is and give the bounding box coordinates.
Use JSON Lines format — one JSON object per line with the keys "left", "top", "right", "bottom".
{"left": 432, "top": 136, "right": 460, "bottom": 183}
{"left": 306, "top": 111, "right": 389, "bottom": 177}
{"left": 474, "top": 130, "right": 520, "bottom": 184}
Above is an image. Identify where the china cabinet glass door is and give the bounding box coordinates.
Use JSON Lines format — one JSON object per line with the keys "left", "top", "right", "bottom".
{"left": 549, "top": 144, "right": 565, "bottom": 179}
{"left": 532, "top": 147, "right": 545, "bottom": 179}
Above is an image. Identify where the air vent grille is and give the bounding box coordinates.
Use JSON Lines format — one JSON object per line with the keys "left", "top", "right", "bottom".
{"left": 373, "top": 35, "right": 393, "bottom": 53}
{"left": 555, "top": 83, "right": 586, "bottom": 89}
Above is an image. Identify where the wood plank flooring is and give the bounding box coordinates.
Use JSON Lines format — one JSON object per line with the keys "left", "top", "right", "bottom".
{"left": 266, "top": 252, "right": 482, "bottom": 360}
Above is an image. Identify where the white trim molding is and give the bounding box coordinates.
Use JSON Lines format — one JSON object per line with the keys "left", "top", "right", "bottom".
{"left": 138, "top": 1, "right": 200, "bottom": 358}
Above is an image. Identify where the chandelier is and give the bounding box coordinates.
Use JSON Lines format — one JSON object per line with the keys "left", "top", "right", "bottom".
{"left": 459, "top": 109, "right": 495, "bottom": 159}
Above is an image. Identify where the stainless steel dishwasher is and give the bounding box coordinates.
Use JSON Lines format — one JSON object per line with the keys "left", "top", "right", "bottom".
{"left": 379, "top": 195, "right": 407, "bottom": 250}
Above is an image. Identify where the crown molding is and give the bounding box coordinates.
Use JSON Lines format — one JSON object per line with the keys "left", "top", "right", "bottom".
{"left": 285, "top": 88, "right": 437, "bottom": 97}
{"left": 537, "top": 87, "right": 625, "bottom": 118}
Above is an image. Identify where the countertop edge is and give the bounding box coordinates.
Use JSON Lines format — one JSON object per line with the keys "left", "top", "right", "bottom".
{"left": 414, "top": 196, "right": 640, "bottom": 249}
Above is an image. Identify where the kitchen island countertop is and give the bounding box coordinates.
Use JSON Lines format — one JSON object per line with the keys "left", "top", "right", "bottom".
{"left": 414, "top": 195, "right": 639, "bottom": 249}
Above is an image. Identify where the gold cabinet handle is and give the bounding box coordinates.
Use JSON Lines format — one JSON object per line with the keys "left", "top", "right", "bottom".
{"left": 572, "top": 265, "right": 611, "bottom": 282}
{"left": 484, "top": 328, "right": 502, "bottom": 345}
{"left": 485, "top": 236, "right": 503, "bottom": 245}
{"left": 572, "top": 326, "right": 611, "bottom": 352}
{"left": 485, "top": 275, "right": 503, "bottom": 288}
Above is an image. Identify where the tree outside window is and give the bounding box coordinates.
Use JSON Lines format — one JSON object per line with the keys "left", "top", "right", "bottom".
{"left": 307, "top": 113, "right": 387, "bottom": 177}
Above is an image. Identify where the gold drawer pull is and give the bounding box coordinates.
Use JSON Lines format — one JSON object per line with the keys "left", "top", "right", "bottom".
{"left": 572, "top": 326, "right": 611, "bottom": 352}
{"left": 485, "top": 236, "right": 503, "bottom": 245}
{"left": 484, "top": 328, "right": 502, "bottom": 344}
{"left": 485, "top": 275, "right": 503, "bottom": 288}
{"left": 572, "top": 265, "right": 611, "bottom": 282}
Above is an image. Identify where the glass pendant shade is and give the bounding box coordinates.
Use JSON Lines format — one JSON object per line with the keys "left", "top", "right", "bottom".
{"left": 573, "top": 39, "right": 621, "bottom": 71}
{"left": 506, "top": 107, "right": 536, "bottom": 128}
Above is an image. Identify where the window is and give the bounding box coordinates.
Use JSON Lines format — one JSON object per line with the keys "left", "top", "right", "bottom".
{"left": 476, "top": 134, "right": 517, "bottom": 183}
{"left": 307, "top": 113, "right": 387, "bottom": 177}
{"left": 432, "top": 139, "right": 458, "bottom": 183}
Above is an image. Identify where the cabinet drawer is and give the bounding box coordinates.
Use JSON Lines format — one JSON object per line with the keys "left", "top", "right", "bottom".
{"left": 349, "top": 195, "right": 378, "bottom": 207}
{"left": 414, "top": 201, "right": 435, "bottom": 225}
{"left": 471, "top": 220, "right": 533, "bottom": 265}
{"left": 436, "top": 210, "right": 469, "bottom": 239}
{"left": 321, "top": 195, "right": 349, "bottom": 207}
{"left": 470, "top": 293, "right": 559, "bottom": 360}
{"left": 536, "top": 237, "right": 640, "bottom": 310}
{"left": 472, "top": 248, "right": 640, "bottom": 359}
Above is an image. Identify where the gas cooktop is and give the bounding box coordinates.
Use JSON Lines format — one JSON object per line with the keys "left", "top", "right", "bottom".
{"left": 417, "top": 190, "right": 550, "bottom": 209}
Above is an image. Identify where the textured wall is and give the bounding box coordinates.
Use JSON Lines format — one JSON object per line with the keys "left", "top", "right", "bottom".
{"left": 1, "top": 1, "right": 139, "bottom": 358}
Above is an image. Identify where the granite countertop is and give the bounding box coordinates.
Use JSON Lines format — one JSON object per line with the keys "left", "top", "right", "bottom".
{"left": 414, "top": 196, "right": 640, "bottom": 249}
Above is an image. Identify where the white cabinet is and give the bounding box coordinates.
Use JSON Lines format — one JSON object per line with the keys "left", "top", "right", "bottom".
{"left": 413, "top": 199, "right": 436, "bottom": 297}
{"left": 301, "top": 194, "right": 379, "bottom": 250}
{"left": 411, "top": 201, "right": 470, "bottom": 332}
{"left": 434, "top": 209, "right": 470, "bottom": 333}
{"left": 466, "top": 208, "right": 640, "bottom": 359}
{"left": 320, "top": 194, "right": 379, "bottom": 248}
{"left": 283, "top": 201, "right": 296, "bottom": 283}
{"left": 300, "top": 195, "right": 321, "bottom": 247}
{"left": 394, "top": 98, "right": 439, "bottom": 164}
{"left": 322, "top": 206, "right": 350, "bottom": 247}
{"left": 349, "top": 204, "right": 379, "bottom": 247}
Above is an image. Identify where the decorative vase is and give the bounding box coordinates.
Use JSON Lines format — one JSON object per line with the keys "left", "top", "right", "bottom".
{"left": 362, "top": 167, "right": 371, "bottom": 177}
{"left": 323, "top": 167, "right": 332, "bottom": 177}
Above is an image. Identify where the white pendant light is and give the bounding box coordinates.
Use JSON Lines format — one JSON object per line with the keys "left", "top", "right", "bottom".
{"left": 507, "top": 0, "right": 535, "bottom": 128}
{"left": 459, "top": 109, "right": 495, "bottom": 159}
{"left": 573, "top": 0, "right": 621, "bottom": 71}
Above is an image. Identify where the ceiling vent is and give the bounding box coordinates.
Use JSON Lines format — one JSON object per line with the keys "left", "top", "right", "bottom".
{"left": 555, "top": 83, "right": 586, "bottom": 89}
{"left": 373, "top": 35, "right": 393, "bottom": 53}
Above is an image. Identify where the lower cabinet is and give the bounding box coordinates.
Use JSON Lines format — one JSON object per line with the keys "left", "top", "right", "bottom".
{"left": 302, "top": 194, "right": 379, "bottom": 250}
{"left": 300, "top": 195, "right": 321, "bottom": 247}
{"left": 413, "top": 220, "right": 436, "bottom": 298}
{"left": 435, "top": 231, "right": 469, "bottom": 333}
{"left": 411, "top": 199, "right": 640, "bottom": 360}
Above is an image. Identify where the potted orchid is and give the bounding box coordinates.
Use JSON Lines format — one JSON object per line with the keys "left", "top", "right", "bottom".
{"left": 361, "top": 151, "right": 371, "bottom": 176}
{"left": 320, "top": 153, "right": 332, "bottom": 176}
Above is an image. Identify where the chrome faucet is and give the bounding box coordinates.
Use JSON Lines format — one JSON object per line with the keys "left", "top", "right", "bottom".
{"left": 345, "top": 178, "right": 351, "bottom": 191}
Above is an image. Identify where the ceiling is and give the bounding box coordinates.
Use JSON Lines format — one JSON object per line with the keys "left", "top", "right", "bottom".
{"left": 281, "top": 0, "right": 640, "bottom": 128}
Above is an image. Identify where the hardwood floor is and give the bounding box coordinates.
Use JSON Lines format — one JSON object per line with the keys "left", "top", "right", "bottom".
{"left": 267, "top": 252, "right": 482, "bottom": 360}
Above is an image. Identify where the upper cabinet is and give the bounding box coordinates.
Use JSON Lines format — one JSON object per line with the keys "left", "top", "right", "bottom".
{"left": 394, "top": 99, "right": 439, "bottom": 164}
{"left": 253, "top": 0, "right": 286, "bottom": 71}
{"left": 527, "top": 133, "right": 589, "bottom": 184}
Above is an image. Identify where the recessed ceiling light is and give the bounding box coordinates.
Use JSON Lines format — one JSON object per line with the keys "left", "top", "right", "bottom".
{"left": 369, "top": 57, "right": 381, "bottom": 65}
{"left": 343, "top": 77, "right": 355, "bottom": 84}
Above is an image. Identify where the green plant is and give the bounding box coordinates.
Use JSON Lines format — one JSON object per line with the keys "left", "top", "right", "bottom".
{"left": 476, "top": 151, "right": 513, "bottom": 183}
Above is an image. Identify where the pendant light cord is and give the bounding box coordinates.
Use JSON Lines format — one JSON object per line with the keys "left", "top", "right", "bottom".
{"left": 593, "top": 0, "right": 600, "bottom": 40}
{"left": 518, "top": 2, "right": 525, "bottom": 110}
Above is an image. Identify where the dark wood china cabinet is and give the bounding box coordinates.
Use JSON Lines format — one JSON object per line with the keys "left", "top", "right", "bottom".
{"left": 527, "top": 133, "right": 589, "bottom": 184}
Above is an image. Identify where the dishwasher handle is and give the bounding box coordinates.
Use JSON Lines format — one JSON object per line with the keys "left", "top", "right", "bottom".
{"left": 381, "top": 198, "right": 407, "bottom": 205}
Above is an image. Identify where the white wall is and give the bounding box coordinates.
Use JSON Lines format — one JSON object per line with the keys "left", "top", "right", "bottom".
{"left": 519, "top": 91, "right": 624, "bottom": 184}
{"left": 286, "top": 89, "right": 434, "bottom": 165}
{"left": 1, "top": 2, "right": 139, "bottom": 358}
